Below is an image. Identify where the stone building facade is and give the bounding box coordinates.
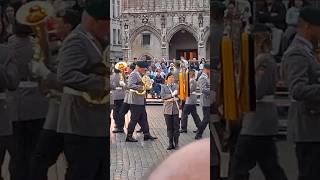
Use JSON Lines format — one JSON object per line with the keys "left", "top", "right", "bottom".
{"left": 120, "top": 0, "right": 210, "bottom": 62}
{"left": 110, "top": 0, "right": 124, "bottom": 63}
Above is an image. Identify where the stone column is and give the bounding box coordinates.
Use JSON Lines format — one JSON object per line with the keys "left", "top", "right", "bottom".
{"left": 198, "top": 45, "right": 205, "bottom": 60}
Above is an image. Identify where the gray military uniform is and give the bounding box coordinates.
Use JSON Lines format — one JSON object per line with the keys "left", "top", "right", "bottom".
{"left": 161, "top": 84, "right": 179, "bottom": 115}
{"left": 283, "top": 35, "right": 320, "bottom": 142}
{"left": 122, "top": 75, "right": 130, "bottom": 104}
{"left": 43, "top": 51, "right": 63, "bottom": 131}
{"left": 241, "top": 53, "right": 279, "bottom": 136}
{"left": 57, "top": 25, "right": 107, "bottom": 137}
{"left": 127, "top": 70, "right": 145, "bottom": 105}
{"left": 186, "top": 78, "right": 198, "bottom": 105}
{"left": 111, "top": 73, "right": 125, "bottom": 100}
{"left": 0, "top": 45, "right": 19, "bottom": 136}
{"left": 198, "top": 73, "right": 210, "bottom": 107}
{"left": 7, "top": 35, "right": 48, "bottom": 122}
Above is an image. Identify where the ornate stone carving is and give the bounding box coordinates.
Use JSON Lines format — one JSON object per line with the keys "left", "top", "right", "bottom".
{"left": 142, "top": 14, "right": 149, "bottom": 24}
{"left": 178, "top": 14, "right": 186, "bottom": 23}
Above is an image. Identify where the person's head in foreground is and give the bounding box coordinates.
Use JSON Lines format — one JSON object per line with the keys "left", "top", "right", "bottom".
{"left": 136, "top": 61, "right": 147, "bottom": 75}
{"left": 147, "top": 138, "right": 210, "bottom": 180}
{"left": 55, "top": 8, "right": 81, "bottom": 40}
{"left": 82, "top": 0, "right": 109, "bottom": 42}
{"left": 297, "top": 7, "right": 320, "bottom": 44}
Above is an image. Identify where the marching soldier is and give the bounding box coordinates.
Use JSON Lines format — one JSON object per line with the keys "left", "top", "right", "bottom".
{"left": 116, "top": 63, "right": 136, "bottom": 132}
{"left": 161, "top": 72, "right": 180, "bottom": 150}
{"left": 282, "top": 7, "right": 320, "bottom": 180}
{"left": 111, "top": 68, "right": 125, "bottom": 133}
{"left": 0, "top": 45, "right": 19, "bottom": 180}
{"left": 180, "top": 69, "right": 201, "bottom": 133}
{"left": 57, "top": 0, "right": 109, "bottom": 179}
{"left": 195, "top": 64, "right": 210, "bottom": 139}
{"left": 29, "top": 9, "right": 81, "bottom": 180}
{"left": 7, "top": 21, "right": 48, "bottom": 179}
{"left": 116, "top": 63, "right": 144, "bottom": 133}
{"left": 125, "top": 61, "right": 157, "bottom": 142}
{"left": 230, "top": 26, "right": 287, "bottom": 180}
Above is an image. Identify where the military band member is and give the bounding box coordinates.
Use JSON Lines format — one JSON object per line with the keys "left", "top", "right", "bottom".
{"left": 161, "top": 73, "right": 180, "bottom": 150}
{"left": 195, "top": 64, "right": 210, "bottom": 139}
{"left": 0, "top": 45, "right": 19, "bottom": 180}
{"left": 7, "top": 21, "right": 48, "bottom": 179}
{"left": 116, "top": 63, "right": 136, "bottom": 131}
{"left": 111, "top": 68, "right": 125, "bottom": 133}
{"left": 115, "top": 63, "right": 144, "bottom": 133}
{"left": 57, "top": 0, "right": 109, "bottom": 179}
{"left": 125, "top": 61, "right": 157, "bottom": 142}
{"left": 29, "top": 9, "right": 81, "bottom": 180}
{"left": 230, "top": 30, "right": 287, "bottom": 180}
{"left": 173, "top": 59, "right": 188, "bottom": 133}
{"left": 282, "top": 7, "right": 320, "bottom": 180}
{"left": 180, "top": 69, "right": 201, "bottom": 133}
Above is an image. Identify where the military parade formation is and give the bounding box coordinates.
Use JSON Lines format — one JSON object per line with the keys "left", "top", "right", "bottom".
{"left": 110, "top": 59, "right": 211, "bottom": 149}
{"left": 1, "top": 0, "right": 320, "bottom": 180}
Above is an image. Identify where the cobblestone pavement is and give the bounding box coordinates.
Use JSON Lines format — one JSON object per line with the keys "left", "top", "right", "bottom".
{"left": 110, "top": 105, "right": 210, "bottom": 180}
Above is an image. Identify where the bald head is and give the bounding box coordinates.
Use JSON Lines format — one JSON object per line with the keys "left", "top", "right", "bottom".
{"left": 148, "top": 138, "right": 210, "bottom": 180}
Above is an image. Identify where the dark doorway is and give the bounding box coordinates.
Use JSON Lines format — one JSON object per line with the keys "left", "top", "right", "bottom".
{"left": 169, "top": 29, "right": 198, "bottom": 60}
{"left": 176, "top": 49, "right": 198, "bottom": 60}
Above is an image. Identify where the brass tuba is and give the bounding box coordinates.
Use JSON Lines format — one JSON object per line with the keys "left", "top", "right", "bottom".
{"left": 115, "top": 61, "right": 128, "bottom": 85}
{"left": 81, "top": 47, "right": 110, "bottom": 104}
{"left": 130, "top": 73, "right": 153, "bottom": 96}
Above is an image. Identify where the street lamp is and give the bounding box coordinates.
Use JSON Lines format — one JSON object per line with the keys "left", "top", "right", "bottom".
{"left": 124, "top": 23, "right": 128, "bottom": 30}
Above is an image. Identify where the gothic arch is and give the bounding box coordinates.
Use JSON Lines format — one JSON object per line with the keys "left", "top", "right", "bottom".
{"left": 129, "top": 25, "right": 162, "bottom": 45}
{"left": 167, "top": 23, "right": 198, "bottom": 43}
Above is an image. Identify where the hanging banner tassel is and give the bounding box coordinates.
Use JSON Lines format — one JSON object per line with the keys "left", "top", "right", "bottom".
{"left": 221, "top": 36, "right": 238, "bottom": 121}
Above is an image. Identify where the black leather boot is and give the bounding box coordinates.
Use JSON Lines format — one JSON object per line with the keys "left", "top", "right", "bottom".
{"left": 174, "top": 136, "right": 179, "bottom": 149}
{"left": 126, "top": 134, "right": 138, "bottom": 142}
{"left": 144, "top": 134, "right": 158, "bottom": 141}
{"left": 195, "top": 133, "right": 202, "bottom": 140}
{"left": 167, "top": 137, "right": 175, "bottom": 150}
